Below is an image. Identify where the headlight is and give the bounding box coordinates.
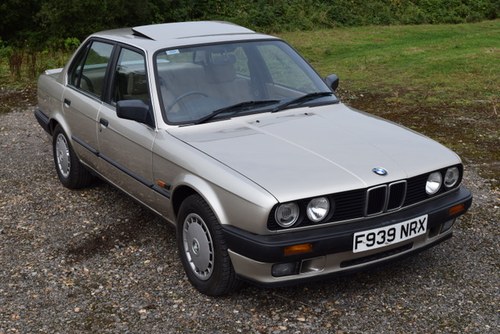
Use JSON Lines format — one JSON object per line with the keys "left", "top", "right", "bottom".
{"left": 444, "top": 167, "right": 460, "bottom": 188}
{"left": 275, "top": 202, "right": 300, "bottom": 228}
{"left": 306, "top": 197, "right": 331, "bottom": 222}
{"left": 426, "top": 171, "right": 442, "bottom": 195}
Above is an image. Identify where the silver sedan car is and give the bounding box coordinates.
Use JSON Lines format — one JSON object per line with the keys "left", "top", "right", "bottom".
{"left": 35, "top": 21, "right": 472, "bottom": 296}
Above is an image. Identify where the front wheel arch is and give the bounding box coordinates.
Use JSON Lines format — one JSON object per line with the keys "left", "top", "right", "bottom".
{"left": 170, "top": 176, "right": 230, "bottom": 227}
{"left": 171, "top": 185, "right": 197, "bottom": 218}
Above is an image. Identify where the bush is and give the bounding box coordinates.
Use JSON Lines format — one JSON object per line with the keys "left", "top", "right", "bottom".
{"left": 64, "top": 37, "right": 80, "bottom": 52}
{"left": 0, "top": 0, "right": 498, "bottom": 51}
{"left": 326, "top": 0, "right": 498, "bottom": 27}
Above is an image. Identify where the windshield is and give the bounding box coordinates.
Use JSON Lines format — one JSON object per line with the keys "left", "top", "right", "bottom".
{"left": 155, "top": 40, "right": 337, "bottom": 125}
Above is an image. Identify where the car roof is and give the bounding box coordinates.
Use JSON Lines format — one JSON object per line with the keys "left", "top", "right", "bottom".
{"left": 133, "top": 21, "right": 255, "bottom": 40}
{"left": 92, "top": 21, "right": 278, "bottom": 50}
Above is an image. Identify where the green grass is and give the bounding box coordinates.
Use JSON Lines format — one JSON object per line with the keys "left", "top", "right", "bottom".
{"left": 279, "top": 20, "right": 499, "bottom": 108}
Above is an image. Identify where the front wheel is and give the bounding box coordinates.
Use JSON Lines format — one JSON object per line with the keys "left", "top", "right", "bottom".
{"left": 177, "top": 194, "right": 240, "bottom": 296}
{"left": 52, "top": 125, "right": 93, "bottom": 189}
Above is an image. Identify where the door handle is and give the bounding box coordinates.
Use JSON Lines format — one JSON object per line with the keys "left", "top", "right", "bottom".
{"left": 99, "top": 118, "right": 109, "bottom": 127}
{"left": 63, "top": 98, "right": 71, "bottom": 107}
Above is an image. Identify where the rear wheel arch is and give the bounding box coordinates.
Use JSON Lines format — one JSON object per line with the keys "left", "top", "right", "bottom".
{"left": 48, "top": 115, "right": 72, "bottom": 142}
{"left": 48, "top": 119, "right": 60, "bottom": 135}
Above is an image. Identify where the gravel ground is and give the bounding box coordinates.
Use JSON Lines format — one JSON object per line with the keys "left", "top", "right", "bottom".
{"left": 0, "top": 107, "right": 498, "bottom": 333}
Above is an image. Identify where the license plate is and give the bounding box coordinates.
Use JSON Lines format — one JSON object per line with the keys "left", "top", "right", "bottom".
{"left": 353, "top": 214, "right": 428, "bottom": 253}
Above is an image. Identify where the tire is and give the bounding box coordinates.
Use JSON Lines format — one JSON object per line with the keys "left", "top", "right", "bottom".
{"left": 177, "top": 194, "right": 241, "bottom": 296}
{"left": 52, "top": 125, "right": 93, "bottom": 189}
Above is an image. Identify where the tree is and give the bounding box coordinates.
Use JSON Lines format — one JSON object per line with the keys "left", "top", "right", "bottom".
{"left": 0, "top": 0, "right": 42, "bottom": 47}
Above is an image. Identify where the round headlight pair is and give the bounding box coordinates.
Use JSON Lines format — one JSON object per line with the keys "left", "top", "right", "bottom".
{"left": 425, "top": 167, "right": 460, "bottom": 195}
{"left": 275, "top": 197, "right": 331, "bottom": 228}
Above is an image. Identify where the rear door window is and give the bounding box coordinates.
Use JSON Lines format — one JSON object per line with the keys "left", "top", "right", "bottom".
{"left": 69, "top": 41, "right": 114, "bottom": 98}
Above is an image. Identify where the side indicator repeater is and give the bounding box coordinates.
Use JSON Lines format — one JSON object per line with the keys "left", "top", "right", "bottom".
{"left": 156, "top": 179, "right": 170, "bottom": 190}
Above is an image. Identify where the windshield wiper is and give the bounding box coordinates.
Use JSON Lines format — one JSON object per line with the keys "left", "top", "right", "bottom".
{"left": 194, "top": 100, "right": 280, "bottom": 124}
{"left": 271, "top": 91, "right": 334, "bottom": 113}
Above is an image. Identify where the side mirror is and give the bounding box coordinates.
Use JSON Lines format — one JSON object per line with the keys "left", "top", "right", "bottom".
{"left": 116, "top": 100, "right": 154, "bottom": 127}
{"left": 325, "top": 74, "right": 339, "bottom": 92}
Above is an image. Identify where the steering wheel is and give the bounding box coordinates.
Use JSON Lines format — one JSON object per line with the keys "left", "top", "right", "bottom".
{"left": 170, "top": 91, "right": 208, "bottom": 110}
{"left": 80, "top": 74, "right": 94, "bottom": 93}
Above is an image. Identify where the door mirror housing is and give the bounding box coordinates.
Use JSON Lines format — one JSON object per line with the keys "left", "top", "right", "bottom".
{"left": 325, "top": 74, "right": 339, "bottom": 92}
{"left": 116, "top": 100, "right": 154, "bottom": 127}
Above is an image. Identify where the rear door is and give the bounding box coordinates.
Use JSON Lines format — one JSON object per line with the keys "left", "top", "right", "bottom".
{"left": 63, "top": 40, "right": 114, "bottom": 170}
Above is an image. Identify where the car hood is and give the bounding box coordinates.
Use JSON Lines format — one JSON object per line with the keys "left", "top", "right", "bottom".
{"left": 168, "top": 103, "right": 460, "bottom": 202}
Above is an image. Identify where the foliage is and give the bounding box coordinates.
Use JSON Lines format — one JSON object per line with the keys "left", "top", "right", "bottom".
{"left": 0, "top": 0, "right": 498, "bottom": 81}
{"left": 325, "top": 0, "right": 499, "bottom": 26}
{"left": 64, "top": 38, "right": 81, "bottom": 52}
{"left": 0, "top": 0, "right": 498, "bottom": 48}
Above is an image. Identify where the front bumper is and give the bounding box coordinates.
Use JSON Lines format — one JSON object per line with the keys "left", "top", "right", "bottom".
{"left": 222, "top": 186, "right": 472, "bottom": 285}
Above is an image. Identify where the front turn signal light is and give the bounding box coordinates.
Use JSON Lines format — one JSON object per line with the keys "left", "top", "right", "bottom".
{"left": 284, "top": 243, "right": 313, "bottom": 256}
{"left": 448, "top": 203, "right": 466, "bottom": 216}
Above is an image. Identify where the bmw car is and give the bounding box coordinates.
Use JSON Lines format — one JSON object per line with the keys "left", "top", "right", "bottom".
{"left": 35, "top": 21, "right": 472, "bottom": 295}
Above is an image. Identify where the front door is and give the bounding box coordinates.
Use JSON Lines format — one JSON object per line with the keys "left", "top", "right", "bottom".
{"left": 97, "top": 46, "right": 158, "bottom": 208}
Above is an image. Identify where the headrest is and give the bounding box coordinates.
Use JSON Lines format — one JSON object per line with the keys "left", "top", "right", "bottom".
{"left": 127, "top": 72, "right": 148, "bottom": 95}
{"left": 206, "top": 54, "right": 236, "bottom": 83}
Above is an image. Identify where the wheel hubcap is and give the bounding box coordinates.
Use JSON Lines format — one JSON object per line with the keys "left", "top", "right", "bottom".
{"left": 182, "top": 213, "right": 214, "bottom": 280}
{"left": 192, "top": 239, "right": 200, "bottom": 255}
{"left": 55, "top": 134, "right": 70, "bottom": 178}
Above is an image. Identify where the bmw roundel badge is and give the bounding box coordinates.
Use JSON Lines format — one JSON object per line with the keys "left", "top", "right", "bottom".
{"left": 372, "top": 167, "right": 388, "bottom": 176}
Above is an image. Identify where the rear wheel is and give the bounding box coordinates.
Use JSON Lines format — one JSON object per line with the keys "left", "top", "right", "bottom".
{"left": 177, "top": 194, "right": 240, "bottom": 296}
{"left": 52, "top": 125, "right": 93, "bottom": 189}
